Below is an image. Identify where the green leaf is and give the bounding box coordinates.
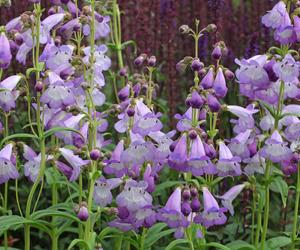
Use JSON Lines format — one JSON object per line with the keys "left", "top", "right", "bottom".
{"left": 205, "top": 242, "right": 231, "bottom": 250}
{"left": 98, "top": 227, "right": 122, "bottom": 241}
{"left": 0, "top": 133, "right": 38, "bottom": 146}
{"left": 68, "top": 239, "right": 90, "bottom": 250}
{"left": 43, "top": 127, "right": 83, "bottom": 139}
{"left": 226, "top": 240, "right": 256, "bottom": 250}
{"left": 30, "top": 207, "right": 81, "bottom": 223}
{"left": 165, "top": 239, "right": 189, "bottom": 250}
{"left": 266, "top": 236, "right": 291, "bottom": 249}
{"left": 270, "top": 177, "right": 288, "bottom": 207}
{"left": 144, "top": 228, "right": 176, "bottom": 248}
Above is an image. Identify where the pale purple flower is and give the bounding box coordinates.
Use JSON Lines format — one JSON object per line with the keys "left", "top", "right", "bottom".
{"left": 261, "top": 1, "right": 290, "bottom": 29}
{"left": 217, "top": 184, "right": 245, "bottom": 215}
{"left": 83, "top": 14, "right": 110, "bottom": 40}
{"left": 168, "top": 134, "right": 188, "bottom": 171}
{"left": 0, "top": 75, "right": 21, "bottom": 112}
{"left": 93, "top": 177, "right": 122, "bottom": 207}
{"left": 0, "top": 144, "right": 19, "bottom": 184}
{"left": 0, "top": 33, "right": 12, "bottom": 69}
{"left": 194, "top": 187, "right": 227, "bottom": 228}
{"left": 116, "top": 179, "right": 152, "bottom": 212}
{"left": 58, "top": 148, "right": 90, "bottom": 181}
{"left": 132, "top": 112, "right": 163, "bottom": 136}
{"left": 200, "top": 68, "right": 214, "bottom": 89}
{"left": 216, "top": 142, "right": 242, "bottom": 176}
{"left": 273, "top": 54, "right": 300, "bottom": 82}
{"left": 104, "top": 140, "right": 125, "bottom": 177}
{"left": 213, "top": 68, "right": 227, "bottom": 98}
{"left": 244, "top": 153, "right": 266, "bottom": 176}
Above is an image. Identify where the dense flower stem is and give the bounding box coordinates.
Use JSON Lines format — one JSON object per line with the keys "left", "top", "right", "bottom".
{"left": 260, "top": 160, "right": 271, "bottom": 249}
{"left": 291, "top": 163, "right": 300, "bottom": 249}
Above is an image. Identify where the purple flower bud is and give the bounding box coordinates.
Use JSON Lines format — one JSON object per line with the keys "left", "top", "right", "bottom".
{"left": 77, "top": 205, "right": 89, "bottom": 221}
{"left": 179, "top": 25, "right": 190, "bottom": 34}
{"left": 201, "top": 68, "right": 214, "bottom": 89}
{"left": 119, "top": 67, "right": 127, "bottom": 77}
{"left": 191, "top": 198, "right": 201, "bottom": 212}
{"left": 207, "top": 94, "right": 221, "bottom": 112}
{"left": 35, "top": 81, "right": 43, "bottom": 92}
{"left": 90, "top": 149, "right": 101, "bottom": 161}
{"left": 126, "top": 107, "right": 135, "bottom": 117}
{"left": 133, "top": 83, "right": 141, "bottom": 97}
{"left": 263, "top": 59, "right": 278, "bottom": 82}
{"left": 118, "top": 85, "right": 130, "bottom": 101}
{"left": 134, "top": 54, "right": 147, "bottom": 66}
{"left": 190, "top": 187, "right": 198, "bottom": 197}
{"left": 224, "top": 69, "right": 235, "bottom": 80}
{"left": 188, "top": 130, "right": 198, "bottom": 140}
{"left": 212, "top": 46, "right": 222, "bottom": 60}
{"left": 191, "top": 59, "right": 204, "bottom": 71}
{"left": 14, "top": 33, "right": 23, "bottom": 45}
{"left": 54, "top": 36, "right": 62, "bottom": 47}
{"left": 204, "top": 142, "right": 216, "bottom": 158}
{"left": 213, "top": 68, "right": 227, "bottom": 98}
{"left": 182, "top": 189, "right": 191, "bottom": 200}
{"left": 189, "top": 91, "right": 204, "bottom": 109}
{"left": 198, "top": 68, "right": 206, "bottom": 77}
{"left": 181, "top": 201, "right": 191, "bottom": 216}
{"left": 148, "top": 56, "right": 156, "bottom": 67}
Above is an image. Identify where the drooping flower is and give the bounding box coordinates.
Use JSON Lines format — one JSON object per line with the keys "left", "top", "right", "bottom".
{"left": 132, "top": 112, "right": 163, "bottom": 136}
{"left": 213, "top": 68, "right": 227, "bottom": 98}
{"left": 168, "top": 134, "right": 188, "bottom": 171}
{"left": 217, "top": 184, "right": 245, "bottom": 215}
{"left": 0, "top": 75, "right": 21, "bottom": 112}
{"left": 103, "top": 140, "right": 125, "bottom": 177}
{"left": 0, "top": 32, "right": 12, "bottom": 69}
{"left": 0, "top": 143, "right": 19, "bottom": 184}
{"left": 261, "top": 1, "right": 290, "bottom": 29}
{"left": 273, "top": 54, "right": 300, "bottom": 82}
{"left": 194, "top": 187, "right": 227, "bottom": 228}
{"left": 216, "top": 142, "right": 241, "bottom": 176}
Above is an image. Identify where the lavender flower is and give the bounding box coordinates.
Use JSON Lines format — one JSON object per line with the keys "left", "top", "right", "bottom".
{"left": 0, "top": 143, "right": 19, "bottom": 184}
{"left": 0, "top": 32, "right": 12, "bottom": 69}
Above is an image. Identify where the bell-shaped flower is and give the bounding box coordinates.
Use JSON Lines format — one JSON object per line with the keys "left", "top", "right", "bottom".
{"left": 157, "top": 187, "right": 189, "bottom": 230}
{"left": 244, "top": 153, "right": 266, "bottom": 176}
{"left": 228, "top": 129, "right": 252, "bottom": 159}
{"left": 200, "top": 68, "right": 214, "bottom": 89}
{"left": 104, "top": 140, "right": 125, "bottom": 177}
{"left": 213, "top": 68, "right": 227, "bottom": 98}
{"left": 0, "top": 144, "right": 18, "bottom": 184}
{"left": 274, "top": 25, "right": 297, "bottom": 45}
{"left": 23, "top": 144, "right": 53, "bottom": 182}
{"left": 0, "top": 75, "right": 21, "bottom": 112}
{"left": 0, "top": 32, "right": 12, "bottom": 69}
{"left": 194, "top": 187, "right": 227, "bottom": 228}
{"left": 93, "top": 176, "right": 122, "bottom": 207}
{"left": 187, "top": 135, "right": 217, "bottom": 176}
{"left": 217, "top": 184, "right": 245, "bottom": 215}
{"left": 57, "top": 148, "right": 90, "bottom": 181}
{"left": 216, "top": 142, "right": 241, "bottom": 176}
{"left": 83, "top": 14, "right": 110, "bottom": 40}
{"left": 116, "top": 179, "right": 152, "bottom": 212}
{"left": 168, "top": 134, "right": 188, "bottom": 171}
{"left": 260, "top": 130, "right": 292, "bottom": 163}
{"left": 261, "top": 1, "right": 290, "bottom": 29}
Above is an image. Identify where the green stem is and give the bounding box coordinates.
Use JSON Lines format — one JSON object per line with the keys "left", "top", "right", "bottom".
{"left": 3, "top": 113, "right": 9, "bottom": 250}
{"left": 274, "top": 80, "right": 285, "bottom": 130}
{"left": 251, "top": 187, "right": 256, "bottom": 245}
{"left": 260, "top": 160, "right": 271, "bottom": 249}
{"left": 291, "top": 163, "right": 300, "bottom": 249}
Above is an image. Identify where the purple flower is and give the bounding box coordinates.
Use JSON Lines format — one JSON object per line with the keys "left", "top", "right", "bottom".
{"left": 132, "top": 112, "right": 163, "bottom": 136}
{"left": 58, "top": 148, "right": 90, "bottom": 181}
{"left": 0, "top": 33, "right": 12, "bottom": 69}
{"left": 0, "top": 75, "right": 21, "bottom": 112}
{"left": 213, "top": 68, "right": 227, "bottom": 98}
{"left": 157, "top": 187, "right": 189, "bottom": 237}
{"left": 168, "top": 134, "right": 188, "bottom": 171}
{"left": 217, "top": 184, "right": 245, "bottom": 215}
{"left": 0, "top": 144, "right": 19, "bottom": 184}
{"left": 244, "top": 153, "right": 266, "bottom": 176}
{"left": 261, "top": 1, "right": 290, "bottom": 29}
{"left": 116, "top": 179, "right": 152, "bottom": 212}
{"left": 23, "top": 144, "right": 53, "bottom": 182}
{"left": 273, "top": 54, "right": 300, "bottom": 82}
{"left": 143, "top": 164, "right": 155, "bottom": 193}
{"left": 104, "top": 140, "right": 125, "bottom": 177}
{"left": 228, "top": 129, "right": 252, "bottom": 159}
{"left": 274, "top": 26, "right": 297, "bottom": 44}
{"left": 93, "top": 177, "right": 122, "bottom": 207}
{"left": 187, "top": 135, "right": 217, "bottom": 176}
{"left": 207, "top": 94, "right": 221, "bottom": 112}
{"left": 260, "top": 130, "right": 292, "bottom": 163}
{"left": 194, "top": 187, "right": 227, "bottom": 228}
{"left": 216, "top": 142, "right": 241, "bottom": 176}
{"left": 83, "top": 15, "right": 110, "bottom": 40}
{"left": 200, "top": 68, "right": 214, "bottom": 89}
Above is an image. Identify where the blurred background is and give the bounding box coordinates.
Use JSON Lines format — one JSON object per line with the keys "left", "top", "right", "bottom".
{"left": 0, "top": 0, "right": 278, "bottom": 124}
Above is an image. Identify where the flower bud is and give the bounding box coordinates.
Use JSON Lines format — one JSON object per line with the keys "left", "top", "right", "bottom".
{"left": 126, "top": 107, "right": 135, "bottom": 117}
{"left": 181, "top": 201, "right": 192, "bottom": 216}
{"left": 14, "top": 33, "right": 23, "bottom": 45}
{"left": 54, "top": 36, "right": 62, "bottom": 47}
{"left": 134, "top": 54, "right": 147, "bottom": 66}
{"left": 90, "top": 149, "right": 101, "bottom": 160}
{"left": 224, "top": 69, "right": 235, "bottom": 80}
{"left": 147, "top": 56, "right": 156, "bottom": 67}
{"left": 207, "top": 94, "right": 221, "bottom": 112}
{"left": 182, "top": 188, "right": 191, "bottom": 200}
{"left": 206, "top": 23, "right": 217, "bottom": 32}
{"left": 190, "top": 187, "right": 198, "bottom": 197}
{"left": 119, "top": 67, "right": 127, "bottom": 77}
{"left": 179, "top": 25, "right": 190, "bottom": 34}
{"left": 35, "top": 81, "right": 43, "bottom": 92}
{"left": 191, "top": 198, "right": 201, "bottom": 212}
{"left": 191, "top": 58, "right": 204, "bottom": 71}
{"left": 212, "top": 45, "right": 222, "bottom": 60}
{"left": 77, "top": 204, "right": 89, "bottom": 221}
{"left": 118, "top": 84, "right": 130, "bottom": 101}
{"left": 188, "top": 130, "right": 198, "bottom": 140}
{"left": 189, "top": 91, "right": 204, "bottom": 109}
